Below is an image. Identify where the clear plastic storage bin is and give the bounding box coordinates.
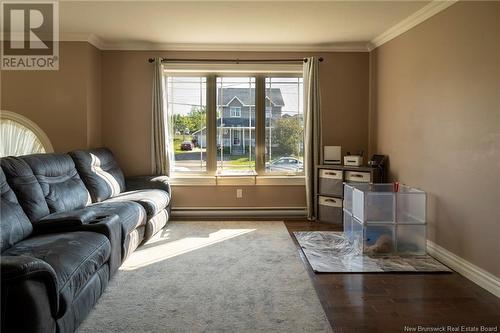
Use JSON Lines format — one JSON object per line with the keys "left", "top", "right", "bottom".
{"left": 396, "top": 224, "right": 426, "bottom": 254}
{"left": 343, "top": 183, "right": 427, "bottom": 255}
{"left": 397, "top": 187, "right": 426, "bottom": 223}
{"left": 351, "top": 217, "right": 364, "bottom": 253}
{"left": 343, "top": 183, "right": 354, "bottom": 212}
{"left": 364, "top": 224, "right": 395, "bottom": 254}
{"left": 343, "top": 209, "right": 353, "bottom": 242}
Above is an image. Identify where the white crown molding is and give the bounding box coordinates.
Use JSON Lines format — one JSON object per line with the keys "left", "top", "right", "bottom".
{"left": 57, "top": 33, "right": 369, "bottom": 52}
{"left": 60, "top": 33, "right": 106, "bottom": 49}
{"left": 427, "top": 240, "right": 500, "bottom": 298}
{"left": 369, "top": 0, "right": 458, "bottom": 50}
{"left": 87, "top": 34, "right": 106, "bottom": 50}
{"left": 97, "top": 41, "right": 370, "bottom": 52}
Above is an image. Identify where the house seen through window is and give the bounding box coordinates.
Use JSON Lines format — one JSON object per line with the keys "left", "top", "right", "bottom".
{"left": 165, "top": 73, "right": 303, "bottom": 176}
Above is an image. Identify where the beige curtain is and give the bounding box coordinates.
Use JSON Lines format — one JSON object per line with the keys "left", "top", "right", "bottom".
{"left": 303, "top": 57, "right": 322, "bottom": 220}
{"left": 152, "top": 58, "right": 170, "bottom": 175}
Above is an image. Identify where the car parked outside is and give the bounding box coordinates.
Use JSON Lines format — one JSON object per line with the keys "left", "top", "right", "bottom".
{"left": 180, "top": 141, "right": 194, "bottom": 151}
{"left": 265, "top": 156, "right": 303, "bottom": 173}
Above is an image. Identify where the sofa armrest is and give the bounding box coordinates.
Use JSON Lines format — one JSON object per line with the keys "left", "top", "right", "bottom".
{"left": 72, "top": 215, "right": 122, "bottom": 275}
{"left": 125, "top": 175, "right": 171, "bottom": 195}
{"left": 34, "top": 214, "right": 123, "bottom": 276}
{"left": 1, "top": 255, "right": 59, "bottom": 317}
{"left": 36, "top": 208, "right": 101, "bottom": 230}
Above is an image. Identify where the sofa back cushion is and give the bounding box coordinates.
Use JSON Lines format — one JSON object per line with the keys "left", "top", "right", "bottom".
{"left": 0, "top": 157, "right": 50, "bottom": 222}
{"left": 0, "top": 168, "right": 33, "bottom": 252}
{"left": 21, "top": 153, "right": 91, "bottom": 213}
{"left": 69, "top": 148, "right": 125, "bottom": 202}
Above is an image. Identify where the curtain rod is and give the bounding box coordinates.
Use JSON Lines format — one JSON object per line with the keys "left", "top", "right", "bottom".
{"left": 147, "top": 57, "right": 324, "bottom": 64}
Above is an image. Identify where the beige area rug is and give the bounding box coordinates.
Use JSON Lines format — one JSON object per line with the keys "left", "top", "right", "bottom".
{"left": 78, "top": 221, "right": 333, "bottom": 333}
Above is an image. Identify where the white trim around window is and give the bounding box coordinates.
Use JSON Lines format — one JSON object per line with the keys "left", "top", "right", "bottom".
{"left": 165, "top": 69, "right": 304, "bottom": 185}
{"left": 170, "top": 175, "right": 304, "bottom": 186}
{"left": 0, "top": 110, "right": 54, "bottom": 155}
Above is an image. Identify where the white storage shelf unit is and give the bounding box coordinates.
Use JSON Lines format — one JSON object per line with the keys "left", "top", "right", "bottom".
{"left": 343, "top": 183, "right": 427, "bottom": 255}
{"left": 316, "top": 165, "right": 381, "bottom": 224}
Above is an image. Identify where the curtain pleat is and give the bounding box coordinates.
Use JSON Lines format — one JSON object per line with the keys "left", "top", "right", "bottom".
{"left": 152, "top": 58, "right": 171, "bottom": 175}
{"left": 303, "top": 57, "right": 322, "bottom": 220}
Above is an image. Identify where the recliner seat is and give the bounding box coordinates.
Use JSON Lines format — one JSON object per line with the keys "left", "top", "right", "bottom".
{"left": 0, "top": 168, "right": 112, "bottom": 333}
{"left": 1, "top": 147, "right": 171, "bottom": 333}
{"left": 70, "top": 147, "right": 171, "bottom": 244}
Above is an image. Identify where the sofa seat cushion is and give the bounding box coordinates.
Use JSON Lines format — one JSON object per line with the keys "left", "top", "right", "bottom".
{"left": 3, "top": 231, "right": 110, "bottom": 316}
{"left": 104, "top": 189, "right": 170, "bottom": 219}
{"left": 86, "top": 201, "right": 146, "bottom": 242}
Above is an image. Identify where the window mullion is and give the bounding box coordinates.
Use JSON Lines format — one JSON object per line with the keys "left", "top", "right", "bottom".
{"left": 255, "top": 75, "right": 266, "bottom": 174}
{"left": 206, "top": 75, "right": 217, "bottom": 175}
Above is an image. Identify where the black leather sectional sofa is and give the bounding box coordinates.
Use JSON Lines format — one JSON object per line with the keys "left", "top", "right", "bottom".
{"left": 0, "top": 147, "right": 171, "bottom": 333}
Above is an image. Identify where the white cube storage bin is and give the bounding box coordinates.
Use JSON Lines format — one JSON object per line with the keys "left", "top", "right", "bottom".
{"left": 344, "top": 171, "right": 371, "bottom": 183}
{"left": 343, "top": 183, "right": 427, "bottom": 255}
{"left": 318, "top": 196, "right": 343, "bottom": 224}
{"left": 318, "top": 169, "right": 343, "bottom": 197}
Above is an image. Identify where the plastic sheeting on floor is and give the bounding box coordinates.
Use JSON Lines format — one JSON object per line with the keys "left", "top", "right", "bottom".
{"left": 293, "top": 231, "right": 451, "bottom": 273}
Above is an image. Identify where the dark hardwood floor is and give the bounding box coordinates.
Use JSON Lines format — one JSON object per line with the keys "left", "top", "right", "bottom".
{"left": 284, "top": 220, "right": 500, "bottom": 333}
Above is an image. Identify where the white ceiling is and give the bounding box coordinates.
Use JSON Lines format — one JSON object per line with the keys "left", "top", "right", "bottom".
{"left": 59, "top": 1, "right": 433, "bottom": 50}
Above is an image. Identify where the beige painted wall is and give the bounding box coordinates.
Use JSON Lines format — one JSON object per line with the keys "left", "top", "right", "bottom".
{"left": 1, "top": 42, "right": 102, "bottom": 152}
{"left": 101, "top": 50, "right": 369, "bottom": 207}
{"left": 172, "top": 185, "right": 306, "bottom": 209}
{"left": 1, "top": 46, "right": 368, "bottom": 208}
{"left": 86, "top": 43, "right": 102, "bottom": 148}
{"left": 370, "top": 2, "right": 500, "bottom": 276}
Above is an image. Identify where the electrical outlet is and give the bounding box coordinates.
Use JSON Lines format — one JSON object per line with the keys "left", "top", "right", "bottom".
{"left": 236, "top": 189, "right": 243, "bottom": 198}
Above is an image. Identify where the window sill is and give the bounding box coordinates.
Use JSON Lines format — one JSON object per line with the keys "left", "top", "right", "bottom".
{"left": 170, "top": 174, "right": 305, "bottom": 186}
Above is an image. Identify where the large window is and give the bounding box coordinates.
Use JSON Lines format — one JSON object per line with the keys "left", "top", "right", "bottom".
{"left": 165, "top": 71, "right": 303, "bottom": 177}
{"left": 265, "top": 77, "right": 304, "bottom": 174}
{"left": 217, "top": 77, "right": 256, "bottom": 175}
{"left": 166, "top": 76, "right": 207, "bottom": 173}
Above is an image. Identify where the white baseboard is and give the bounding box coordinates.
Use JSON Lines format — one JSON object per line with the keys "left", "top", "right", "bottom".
{"left": 171, "top": 207, "right": 307, "bottom": 218}
{"left": 427, "top": 240, "right": 500, "bottom": 298}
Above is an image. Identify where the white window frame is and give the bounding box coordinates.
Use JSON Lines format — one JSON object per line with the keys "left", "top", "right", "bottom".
{"left": 230, "top": 106, "right": 241, "bottom": 118}
{"left": 265, "top": 106, "right": 272, "bottom": 118}
{"left": 0, "top": 110, "right": 54, "bottom": 157}
{"left": 164, "top": 67, "right": 304, "bottom": 184}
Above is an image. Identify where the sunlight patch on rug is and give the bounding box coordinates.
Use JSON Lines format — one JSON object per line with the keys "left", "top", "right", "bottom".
{"left": 122, "top": 228, "right": 256, "bottom": 270}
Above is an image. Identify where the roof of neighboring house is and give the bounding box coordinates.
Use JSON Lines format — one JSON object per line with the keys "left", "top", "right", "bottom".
{"left": 219, "top": 88, "right": 284, "bottom": 107}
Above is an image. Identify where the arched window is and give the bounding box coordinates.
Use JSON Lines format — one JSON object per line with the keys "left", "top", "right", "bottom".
{"left": 0, "top": 111, "right": 53, "bottom": 157}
